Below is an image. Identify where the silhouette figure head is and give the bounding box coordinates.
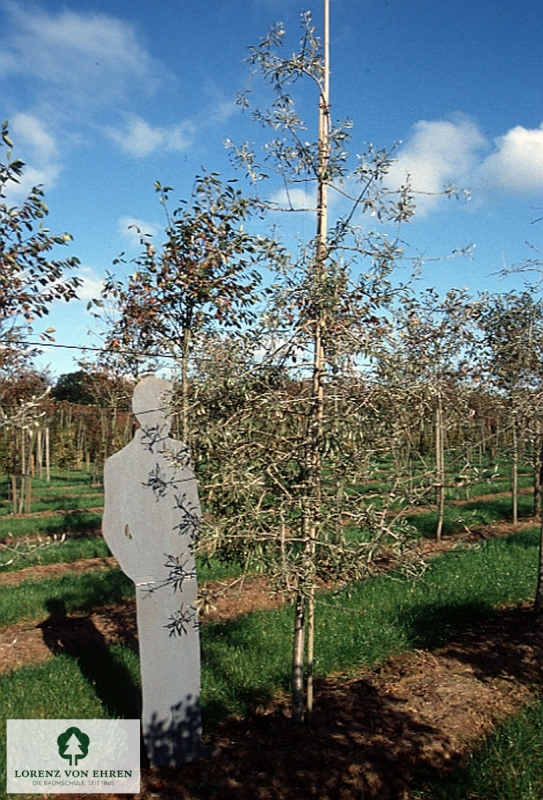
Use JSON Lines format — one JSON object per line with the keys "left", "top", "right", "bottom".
{"left": 132, "top": 377, "right": 174, "bottom": 435}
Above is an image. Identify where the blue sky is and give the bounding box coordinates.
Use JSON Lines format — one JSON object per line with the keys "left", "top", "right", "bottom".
{"left": 0, "top": 0, "right": 542, "bottom": 376}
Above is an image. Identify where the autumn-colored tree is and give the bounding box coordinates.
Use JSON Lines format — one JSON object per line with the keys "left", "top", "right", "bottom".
{"left": 0, "top": 121, "right": 80, "bottom": 505}
{"left": 0, "top": 121, "right": 80, "bottom": 353}
{"left": 95, "top": 173, "right": 269, "bottom": 440}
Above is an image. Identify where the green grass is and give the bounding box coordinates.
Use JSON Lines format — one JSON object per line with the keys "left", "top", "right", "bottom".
{"left": 0, "top": 465, "right": 533, "bottom": 552}
{"left": 200, "top": 526, "right": 540, "bottom": 726}
{"left": 30, "top": 473, "right": 100, "bottom": 491}
{"left": 0, "top": 468, "right": 97, "bottom": 488}
{"left": 0, "top": 556, "right": 244, "bottom": 628}
{"left": 0, "top": 525, "right": 539, "bottom": 796}
{"left": 0, "top": 465, "right": 539, "bottom": 797}
{"left": 0, "top": 470, "right": 102, "bottom": 518}
{"left": 414, "top": 698, "right": 543, "bottom": 799}
{"left": 196, "top": 556, "right": 246, "bottom": 584}
{"left": 0, "top": 493, "right": 103, "bottom": 516}
{"left": 0, "top": 652, "right": 129, "bottom": 719}
{"left": 408, "top": 492, "right": 535, "bottom": 539}
{"left": 0, "top": 522, "right": 538, "bottom": 650}
{"left": 0, "top": 569, "right": 134, "bottom": 627}
{"left": 0, "top": 647, "right": 141, "bottom": 797}
{"left": 0, "top": 535, "right": 110, "bottom": 572}
{"left": 0, "top": 510, "right": 102, "bottom": 539}
{"left": 342, "top": 487, "right": 534, "bottom": 546}
{"left": 347, "top": 457, "right": 532, "bottom": 501}
{"left": 0, "top": 472, "right": 103, "bottom": 538}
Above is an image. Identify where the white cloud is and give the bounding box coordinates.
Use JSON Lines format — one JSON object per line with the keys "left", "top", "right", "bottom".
{"left": 478, "top": 124, "right": 543, "bottom": 194}
{"left": 2, "top": 113, "right": 62, "bottom": 200}
{"left": 206, "top": 97, "right": 237, "bottom": 125}
{"left": 0, "top": 5, "right": 228, "bottom": 165}
{"left": 387, "top": 116, "right": 487, "bottom": 213}
{"left": 105, "top": 115, "right": 195, "bottom": 158}
{"left": 8, "top": 162, "right": 62, "bottom": 199}
{"left": 118, "top": 217, "right": 161, "bottom": 246}
{"left": 388, "top": 116, "right": 543, "bottom": 214}
{"left": 11, "top": 112, "right": 58, "bottom": 161}
{"left": 75, "top": 266, "right": 105, "bottom": 302}
{"left": 0, "top": 2, "right": 162, "bottom": 108}
{"left": 270, "top": 185, "right": 317, "bottom": 211}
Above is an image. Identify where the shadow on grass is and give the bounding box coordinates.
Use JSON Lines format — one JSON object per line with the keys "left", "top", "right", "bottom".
{"left": 53, "top": 510, "right": 103, "bottom": 535}
{"left": 406, "top": 605, "right": 543, "bottom": 799}
{"left": 501, "top": 526, "right": 540, "bottom": 549}
{"left": 51, "top": 568, "right": 135, "bottom": 613}
{"left": 0, "top": 511, "right": 102, "bottom": 541}
{"left": 200, "top": 614, "right": 287, "bottom": 729}
{"left": 427, "top": 605, "right": 543, "bottom": 698}
{"left": 398, "top": 600, "right": 494, "bottom": 650}
{"left": 38, "top": 598, "right": 141, "bottom": 719}
{"left": 30, "top": 496, "right": 104, "bottom": 513}
{"left": 396, "top": 595, "right": 543, "bottom": 689}
{"left": 411, "top": 493, "right": 535, "bottom": 539}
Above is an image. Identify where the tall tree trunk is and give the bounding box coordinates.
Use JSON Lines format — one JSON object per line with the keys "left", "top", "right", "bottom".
{"left": 512, "top": 417, "right": 518, "bottom": 525}
{"left": 291, "top": 592, "right": 306, "bottom": 722}
{"left": 534, "top": 439, "right": 543, "bottom": 617}
{"left": 11, "top": 475, "right": 17, "bottom": 516}
{"left": 23, "top": 428, "right": 36, "bottom": 514}
{"left": 45, "top": 427, "right": 51, "bottom": 483}
{"left": 435, "top": 394, "right": 445, "bottom": 541}
{"left": 181, "top": 327, "right": 191, "bottom": 443}
{"left": 304, "top": 0, "right": 330, "bottom": 721}
{"left": 36, "top": 425, "right": 43, "bottom": 480}
{"left": 534, "top": 421, "right": 542, "bottom": 518}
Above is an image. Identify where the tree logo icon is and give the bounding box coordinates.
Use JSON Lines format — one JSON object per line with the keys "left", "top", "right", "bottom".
{"left": 57, "top": 727, "right": 90, "bottom": 766}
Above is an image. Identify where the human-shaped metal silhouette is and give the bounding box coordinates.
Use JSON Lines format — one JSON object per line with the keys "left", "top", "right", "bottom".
{"left": 103, "top": 377, "right": 203, "bottom": 766}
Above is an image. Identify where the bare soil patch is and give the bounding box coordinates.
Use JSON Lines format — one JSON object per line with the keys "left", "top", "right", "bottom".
{"left": 0, "top": 555, "right": 116, "bottom": 587}
{"left": 1, "top": 509, "right": 538, "bottom": 590}
{"left": 2, "top": 510, "right": 536, "bottom": 676}
{"left": 0, "top": 512, "right": 539, "bottom": 676}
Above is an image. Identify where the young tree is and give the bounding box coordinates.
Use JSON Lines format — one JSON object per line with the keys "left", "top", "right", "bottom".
{"left": 476, "top": 291, "right": 543, "bottom": 525}
{"left": 0, "top": 121, "right": 80, "bottom": 352}
{"left": 0, "top": 378, "right": 50, "bottom": 513}
{"left": 220, "top": 3, "right": 429, "bottom": 721}
{"left": 95, "top": 173, "right": 268, "bottom": 441}
{"left": 493, "top": 232, "right": 543, "bottom": 617}
{"left": 73, "top": 360, "right": 134, "bottom": 476}
{"left": 0, "top": 122, "right": 80, "bottom": 506}
{"left": 384, "top": 287, "right": 477, "bottom": 539}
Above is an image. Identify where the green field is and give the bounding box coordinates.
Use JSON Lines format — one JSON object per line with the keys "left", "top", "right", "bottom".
{"left": 0, "top": 466, "right": 541, "bottom": 798}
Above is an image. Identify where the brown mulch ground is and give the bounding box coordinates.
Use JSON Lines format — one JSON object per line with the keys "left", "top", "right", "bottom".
{"left": 169, "top": 606, "right": 543, "bottom": 800}
{"left": 1, "top": 515, "right": 538, "bottom": 677}
{"left": 2, "top": 507, "right": 543, "bottom": 798}
{"left": 0, "top": 555, "right": 116, "bottom": 587}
